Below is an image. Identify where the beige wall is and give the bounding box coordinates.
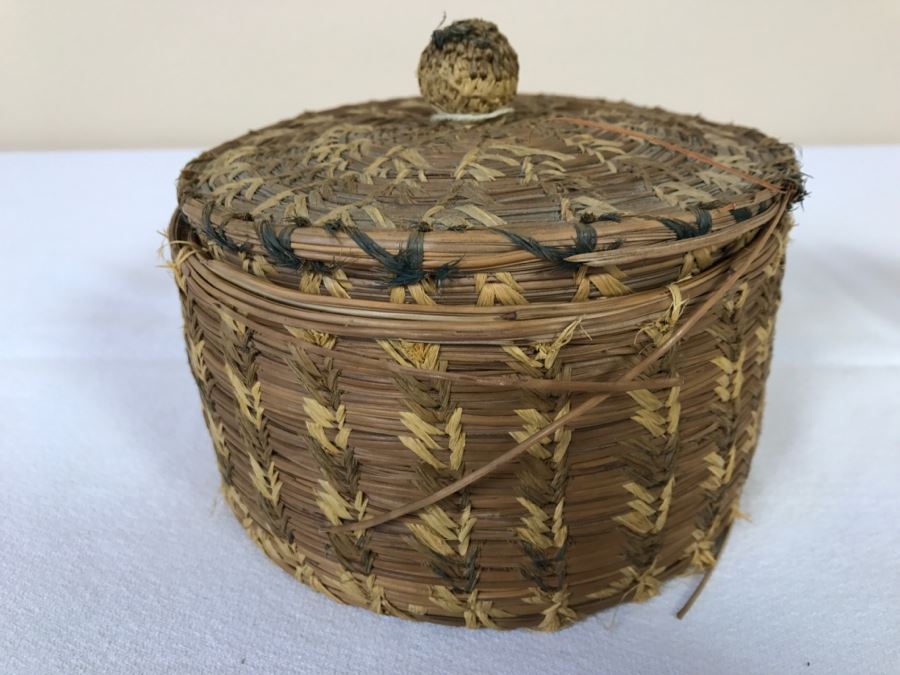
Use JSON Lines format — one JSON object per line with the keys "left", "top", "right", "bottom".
{"left": 2, "top": 0, "right": 898, "bottom": 150}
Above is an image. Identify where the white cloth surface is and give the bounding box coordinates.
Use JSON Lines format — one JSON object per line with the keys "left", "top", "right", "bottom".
{"left": 1, "top": 146, "right": 898, "bottom": 675}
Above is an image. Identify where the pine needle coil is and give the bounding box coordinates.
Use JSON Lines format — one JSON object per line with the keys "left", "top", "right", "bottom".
{"left": 167, "top": 18, "right": 804, "bottom": 630}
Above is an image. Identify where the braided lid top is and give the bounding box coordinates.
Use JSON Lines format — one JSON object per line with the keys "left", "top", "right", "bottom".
{"left": 179, "top": 92, "right": 799, "bottom": 229}
{"left": 175, "top": 19, "right": 802, "bottom": 299}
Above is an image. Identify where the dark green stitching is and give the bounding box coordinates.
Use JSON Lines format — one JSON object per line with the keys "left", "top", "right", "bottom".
{"left": 658, "top": 209, "right": 713, "bottom": 240}
{"left": 498, "top": 223, "right": 597, "bottom": 269}
{"left": 730, "top": 207, "right": 753, "bottom": 223}
{"left": 200, "top": 202, "right": 250, "bottom": 254}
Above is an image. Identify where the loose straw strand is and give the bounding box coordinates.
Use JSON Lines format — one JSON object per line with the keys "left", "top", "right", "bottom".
{"left": 677, "top": 523, "right": 735, "bottom": 619}
{"left": 329, "top": 189, "right": 794, "bottom": 535}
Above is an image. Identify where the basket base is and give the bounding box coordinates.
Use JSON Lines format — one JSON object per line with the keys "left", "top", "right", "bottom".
{"left": 220, "top": 482, "right": 731, "bottom": 630}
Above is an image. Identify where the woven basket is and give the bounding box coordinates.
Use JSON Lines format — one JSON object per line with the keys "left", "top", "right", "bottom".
{"left": 167, "top": 19, "right": 804, "bottom": 630}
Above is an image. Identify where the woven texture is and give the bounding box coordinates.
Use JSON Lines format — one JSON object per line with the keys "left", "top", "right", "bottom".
{"left": 417, "top": 19, "right": 519, "bottom": 114}
{"left": 169, "top": 90, "right": 802, "bottom": 629}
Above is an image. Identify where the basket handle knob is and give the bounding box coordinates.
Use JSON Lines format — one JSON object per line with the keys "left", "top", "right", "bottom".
{"left": 417, "top": 18, "right": 519, "bottom": 116}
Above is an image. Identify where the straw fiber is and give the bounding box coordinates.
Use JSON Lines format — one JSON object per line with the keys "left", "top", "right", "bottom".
{"left": 167, "top": 19, "right": 803, "bottom": 630}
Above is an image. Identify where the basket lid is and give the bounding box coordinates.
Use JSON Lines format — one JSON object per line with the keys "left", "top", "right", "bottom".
{"left": 175, "top": 18, "right": 802, "bottom": 301}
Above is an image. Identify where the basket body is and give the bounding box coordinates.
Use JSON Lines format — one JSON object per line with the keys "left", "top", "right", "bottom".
{"left": 169, "top": 199, "right": 791, "bottom": 629}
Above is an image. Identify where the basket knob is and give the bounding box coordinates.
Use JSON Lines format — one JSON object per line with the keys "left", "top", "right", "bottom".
{"left": 417, "top": 18, "right": 519, "bottom": 115}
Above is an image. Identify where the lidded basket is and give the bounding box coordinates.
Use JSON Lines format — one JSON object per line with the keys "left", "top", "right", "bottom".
{"left": 168, "top": 19, "right": 803, "bottom": 630}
